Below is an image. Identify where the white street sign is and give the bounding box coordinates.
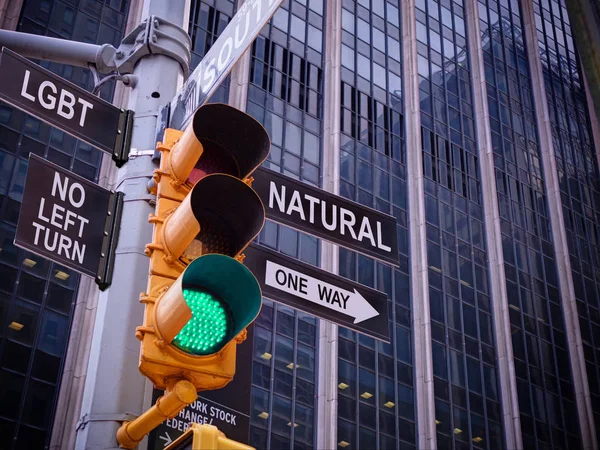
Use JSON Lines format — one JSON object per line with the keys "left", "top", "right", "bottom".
{"left": 265, "top": 261, "right": 379, "bottom": 324}
{"left": 244, "top": 244, "right": 390, "bottom": 341}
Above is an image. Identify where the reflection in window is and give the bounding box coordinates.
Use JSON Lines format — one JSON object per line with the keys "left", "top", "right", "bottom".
{"left": 36, "top": 310, "right": 68, "bottom": 356}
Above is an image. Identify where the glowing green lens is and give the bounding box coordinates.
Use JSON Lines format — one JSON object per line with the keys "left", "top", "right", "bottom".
{"left": 172, "top": 288, "right": 230, "bottom": 355}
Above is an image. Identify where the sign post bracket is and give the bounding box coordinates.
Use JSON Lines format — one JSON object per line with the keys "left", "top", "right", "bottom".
{"left": 113, "top": 109, "right": 135, "bottom": 167}
{"left": 96, "top": 191, "right": 125, "bottom": 290}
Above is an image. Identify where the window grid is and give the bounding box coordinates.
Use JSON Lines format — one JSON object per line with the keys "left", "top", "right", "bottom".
{"left": 250, "top": 300, "right": 318, "bottom": 450}
{"left": 533, "top": 0, "right": 600, "bottom": 444}
{"left": 19, "top": 0, "right": 126, "bottom": 101}
{"left": 416, "top": 0, "right": 503, "bottom": 447}
{"left": 246, "top": 1, "right": 325, "bottom": 448}
{"left": 188, "top": 0, "right": 235, "bottom": 103}
{"left": 478, "top": 0, "right": 580, "bottom": 448}
{"left": 337, "top": 1, "right": 415, "bottom": 449}
{"left": 0, "top": 225, "right": 78, "bottom": 449}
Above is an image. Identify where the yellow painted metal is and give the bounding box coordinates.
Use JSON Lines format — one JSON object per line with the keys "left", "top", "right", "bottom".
{"left": 116, "top": 379, "right": 197, "bottom": 449}
{"left": 165, "top": 423, "right": 254, "bottom": 450}
{"left": 138, "top": 128, "right": 240, "bottom": 391}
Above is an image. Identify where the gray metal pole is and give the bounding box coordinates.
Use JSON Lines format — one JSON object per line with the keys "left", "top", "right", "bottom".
{"left": 74, "top": 1, "right": 189, "bottom": 449}
{"left": 0, "top": 29, "right": 117, "bottom": 72}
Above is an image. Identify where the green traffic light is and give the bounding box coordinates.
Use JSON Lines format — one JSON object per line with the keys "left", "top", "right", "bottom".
{"left": 172, "top": 288, "right": 231, "bottom": 355}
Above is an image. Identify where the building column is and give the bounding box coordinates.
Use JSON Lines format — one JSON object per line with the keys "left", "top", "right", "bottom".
{"left": 401, "top": 0, "right": 437, "bottom": 447}
{"left": 521, "top": 0, "right": 597, "bottom": 448}
{"left": 463, "top": 0, "right": 523, "bottom": 447}
{"left": 0, "top": 0, "right": 23, "bottom": 30}
{"left": 316, "top": 0, "right": 341, "bottom": 448}
{"left": 229, "top": 1, "right": 251, "bottom": 111}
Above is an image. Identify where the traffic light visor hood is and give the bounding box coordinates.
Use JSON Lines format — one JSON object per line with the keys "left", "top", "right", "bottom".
{"left": 191, "top": 104, "right": 270, "bottom": 179}
{"left": 181, "top": 254, "right": 262, "bottom": 345}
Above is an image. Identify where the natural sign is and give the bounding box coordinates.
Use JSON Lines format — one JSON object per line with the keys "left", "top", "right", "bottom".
{"left": 252, "top": 167, "right": 400, "bottom": 266}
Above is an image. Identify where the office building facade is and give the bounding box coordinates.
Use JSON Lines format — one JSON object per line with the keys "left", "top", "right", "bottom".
{"left": 0, "top": 0, "right": 599, "bottom": 449}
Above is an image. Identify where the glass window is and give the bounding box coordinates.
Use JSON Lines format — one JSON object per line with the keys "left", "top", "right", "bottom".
{"left": 0, "top": 340, "right": 31, "bottom": 374}
{"left": 271, "top": 394, "right": 292, "bottom": 435}
{"left": 296, "top": 344, "right": 315, "bottom": 381}
{"left": 36, "top": 310, "right": 68, "bottom": 356}
{"left": 274, "top": 335, "right": 294, "bottom": 373}
{"left": 7, "top": 300, "right": 40, "bottom": 346}
{"left": 277, "top": 310, "right": 295, "bottom": 338}
{"left": 295, "top": 377, "right": 314, "bottom": 405}
{"left": 274, "top": 369, "right": 293, "bottom": 398}
{"left": 357, "top": 18, "right": 370, "bottom": 44}
{"left": 0, "top": 370, "right": 25, "bottom": 420}
{"left": 285, "top": 121, "right": 302, "bottom": 155}
{"left": 21, "top": 380, "right": 55, "bottom": 428}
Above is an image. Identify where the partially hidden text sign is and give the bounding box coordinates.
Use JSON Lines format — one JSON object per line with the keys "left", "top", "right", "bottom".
{"left": 0, "top": 48, "right": 131, "bottom": 157}
{"left": 252, "top": 167, "right": 400, "bottom": 266}
{"left": 148, "top": 326, "right": 254, "bottom": 449}
{"left": 245, "top": 244, "right": 390, "bottom": 342}
{"left": 169, "top": 0, "right": 284, "bottom": 128}
{"left": 14, "top": 154, "right": 121, "bottom": 287}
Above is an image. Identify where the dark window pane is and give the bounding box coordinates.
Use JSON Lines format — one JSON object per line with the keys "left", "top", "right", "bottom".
{"left": 0, "top": 370, "right": 25, "bottom": 420}
{"left": 21, "top": 380, "right": 55, "bottom": 428}
{"left": 36, "top": 310, "right": 68, "bottom": 356}
{"left": 0, "top": 340, "right": 31, "bottom": 374}
{"left": 16, "top": 424, "right": 46, "bottom": 449}
{"left": 46, "top": 282, "right": 74, "bottom": 314}
{"left": 31, "top": 349, "right": 61, "bottom": 384}
{"left": 17, "top": 272, "right": 46, "bottom": 304}
{"left": 295, "top": 377, "right": 314, "bottom": 405}
{"left": 0, "top": 419, "right": 16, "bottom": 448}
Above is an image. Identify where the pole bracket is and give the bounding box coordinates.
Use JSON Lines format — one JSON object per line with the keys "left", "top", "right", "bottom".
{"left": 114, "top": 15, "right": 191, "bottom": 77}
{"left": 76, "top": 412, "right": 139, "bottom": 431}
{"left": 96, "top": 191, "right": 125, "bottom": 291}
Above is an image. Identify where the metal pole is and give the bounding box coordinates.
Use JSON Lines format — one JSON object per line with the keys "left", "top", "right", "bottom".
{"left": 74, "top": 1, "right": 189, "bottom": 448}
{"left": 0, "top": 29, "right": 117, "bottom": 72}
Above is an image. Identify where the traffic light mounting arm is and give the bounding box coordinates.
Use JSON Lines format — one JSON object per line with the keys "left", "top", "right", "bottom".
{"left": 116, "top": 379, "right": 197, "bottom": 449}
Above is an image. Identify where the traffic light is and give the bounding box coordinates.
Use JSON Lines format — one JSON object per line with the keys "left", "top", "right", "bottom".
{"left": 139, "top": 103, "right": 270, "bottom": 391}
{"left": 165, "top": 423, "right": 253, "bottom": 450}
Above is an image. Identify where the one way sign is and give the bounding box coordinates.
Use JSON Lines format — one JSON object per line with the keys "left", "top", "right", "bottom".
{"left": 245, "top": 244, "right": 390, "bottom": 342}
{"left": 265, "top": 261, "right": 379, "bottom": 324}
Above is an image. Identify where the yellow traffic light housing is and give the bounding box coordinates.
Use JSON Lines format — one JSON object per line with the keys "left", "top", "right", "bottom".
{"left": 117, "top": 105, "right": 270, "bottom": 450}
{"left": 165, "top": 423, "right": 254, "bottom": 450}
{"left": 139, "top": 103, "right": 270, "bottom": 391}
